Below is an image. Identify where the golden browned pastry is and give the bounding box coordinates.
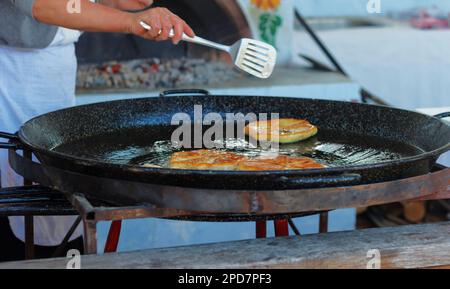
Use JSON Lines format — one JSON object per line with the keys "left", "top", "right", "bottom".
{"left": 283, "top": 156, "right": 326, "bottom": 170}
{"left": 238, "top": 155, "right": 325, "bottom": 171}
{"left": 169, "top": 150, "right": 325, "bottom": 171}
{"left": 169, "top": 149, "right": 247, "bottom": 170}
{"left": 237, "top": 156, "right": 287, "bottom": 171}
{"left": 244, "top": 118, "right": 318, "bottom": 144}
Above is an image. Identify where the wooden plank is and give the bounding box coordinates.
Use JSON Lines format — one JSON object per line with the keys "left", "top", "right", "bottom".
{"left": 1, "top": 222, "right": 449, "bottom": 269}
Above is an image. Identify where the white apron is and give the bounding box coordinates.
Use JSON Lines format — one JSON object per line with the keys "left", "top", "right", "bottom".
{"left": 0, "top": 28, "right": 83, "bottom": 246}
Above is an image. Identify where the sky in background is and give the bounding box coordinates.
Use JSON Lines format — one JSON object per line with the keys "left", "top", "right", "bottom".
{"left": 296, "top": 0, "right": 450, "bottom": 17}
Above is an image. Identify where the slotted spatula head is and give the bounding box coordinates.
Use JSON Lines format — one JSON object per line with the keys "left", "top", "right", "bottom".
{"left": 230, "top": 38, "right": 277, "bottom": 79}
{"left": 139, "top": 21, "right": 277, "bottom": 79}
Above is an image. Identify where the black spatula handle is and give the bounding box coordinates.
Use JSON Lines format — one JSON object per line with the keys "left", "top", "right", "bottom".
{"left": 0, "top": 132, "right": 21, "bottom": 150}
{"left": 435, "top": 112, "right": 450, "bottom": 119}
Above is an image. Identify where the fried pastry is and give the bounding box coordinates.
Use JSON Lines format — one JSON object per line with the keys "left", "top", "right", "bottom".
{"left": 169, "top": 149, "right": 246, "bottom": 170}
{"left": 245, "top": 118, "right": 318, "bottom": 144}
{"left": 237, "top": 156, "right": 287, "bottom": 171}
{"left": 169, "top": 150, "right": 325, "bottom": 171}
{"left": 238, "top": 155, "right": 325, "bottom": 171}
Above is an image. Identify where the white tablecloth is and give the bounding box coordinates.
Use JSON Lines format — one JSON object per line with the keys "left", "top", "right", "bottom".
{"left": 294, "top": 26, "right": 450, "bottom": 110}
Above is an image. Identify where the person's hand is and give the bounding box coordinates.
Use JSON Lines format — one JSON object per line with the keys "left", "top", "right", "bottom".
{"left": 127, "top": 7, "right": 195, "bottom": 44}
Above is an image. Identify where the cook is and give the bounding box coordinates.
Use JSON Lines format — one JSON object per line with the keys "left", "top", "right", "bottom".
{"left": 0, "top": 0, "right": 194, "bottom": 261}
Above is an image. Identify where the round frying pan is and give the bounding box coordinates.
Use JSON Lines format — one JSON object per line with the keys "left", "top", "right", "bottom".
{"left": 1, "top": 90, "right": 449, "bottom": 192}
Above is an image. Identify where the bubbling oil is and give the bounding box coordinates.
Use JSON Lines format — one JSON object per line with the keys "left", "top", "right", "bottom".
{"left": 54, "top": 128, "right": 423, "bottom": 169}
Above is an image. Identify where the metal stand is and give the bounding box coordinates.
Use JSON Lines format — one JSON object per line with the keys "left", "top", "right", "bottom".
{"left": 2, "top": 166, "right": 448, "bottom": 256}
{"left": 0, "top": 184, "right": 326, "bottom": 256}
{"left": 65, "top": 193, "right": 320, "bottom": 254}
{"left": 274, "top": 220, "right": 290, "bottom": 237}
{"left": 0, "top": 183, "right": 325, "bottom": 255}
{"left": 2, "top": 148, "right": 448, "bottom": 257}
{"left": 255, "top": 217, "right": 306, "bottom": 238}
{"left": 68, "top": 200, "right": 186, "bottom": 254}
{"left": 319, "top": 212, "right": 329, "bottom": 233}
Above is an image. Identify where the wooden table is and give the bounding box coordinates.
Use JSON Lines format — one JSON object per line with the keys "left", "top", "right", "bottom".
{"left": 1, "top": 222, "right": 449, "bottom": 269}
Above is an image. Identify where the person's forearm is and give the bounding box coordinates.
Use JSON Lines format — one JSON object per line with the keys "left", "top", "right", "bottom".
{"left": 32, "top": 0, "right": 131, "bottom": 33}
{"left": 97, "top": 0, "right": 152, "bottom": 11}
{"left": 32, "top": 0, "right": 195, "bottom": 44}
{"left": 96, "top": 0, "right": 118, "bottom": 9}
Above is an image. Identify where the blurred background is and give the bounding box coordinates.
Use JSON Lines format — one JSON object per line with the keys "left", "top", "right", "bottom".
{"left": 72, "top": 0, "right": 450, "bottom": 253}
{"left": 294, "top": 0, "right": 450, "bottom": 109}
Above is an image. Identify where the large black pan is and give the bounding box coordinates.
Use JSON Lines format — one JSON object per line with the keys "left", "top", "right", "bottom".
{"left": 1, "top": 90, "right": 450, "bottom": 193}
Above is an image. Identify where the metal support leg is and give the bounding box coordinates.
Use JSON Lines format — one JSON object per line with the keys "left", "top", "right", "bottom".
{"left": 24, "top": 216, "right": 34, "bottom": 259}
{"left": 83, "top": 219, "right": 97, "bottom": 255}
{"left": 274, "top": 219, "right": 289, "bottom": 237}
{"left": 104, "top": 220, "right": 122, "bottom": 253}
{"left": 23, "top": 149, "right": 34, "bottom": 259}
{"left": 256, "top": 221, "right": 267, "bottom": 238}
{"left": 52, "top": 216, "right": 83, "bottom": 258}
{"left": 319, "top": 212, "right": 329, "bottom": 233}
{"left": 287, "top": 218, "right": 301, "bottom": 236}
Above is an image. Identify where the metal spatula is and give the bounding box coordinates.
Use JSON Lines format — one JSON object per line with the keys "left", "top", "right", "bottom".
{"left": 140, "top": 21, "right": 277, "bottom": 79}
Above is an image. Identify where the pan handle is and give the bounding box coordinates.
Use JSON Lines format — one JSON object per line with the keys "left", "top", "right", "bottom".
{"left": 276, "top": 173, "right": 362, "bottom": 188}
{"left": 0, "top": 132, "right": 19, "bottom": 140}
{"left": 160, "top": 89, "right": 211, "bottom": 97}
{"left": 0, "top": 132, "right": 21, "bottom": 150}
{"left": 435, "top": 112, "right": 450, "bottom": 119}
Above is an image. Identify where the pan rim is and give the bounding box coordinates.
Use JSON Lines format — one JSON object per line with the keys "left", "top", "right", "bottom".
{"left": 17, "top": 95, "right": 450, "bottom": 177}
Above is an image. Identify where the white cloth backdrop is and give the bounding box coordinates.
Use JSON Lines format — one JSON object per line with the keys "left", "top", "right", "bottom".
{"left": 294, "top": 26, "right": 450, "bottom": 109}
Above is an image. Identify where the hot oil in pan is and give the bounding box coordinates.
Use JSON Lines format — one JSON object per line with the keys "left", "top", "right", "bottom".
{"left": 53, "top": 127, "right": 423, "bottom": 169}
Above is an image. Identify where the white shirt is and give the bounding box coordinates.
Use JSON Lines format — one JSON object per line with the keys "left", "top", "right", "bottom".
{"left": 49, "top": 28, "right": 83, "bottom": 47}
{"left": 0, "top": 32, "right": 82, "bottom": 247}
